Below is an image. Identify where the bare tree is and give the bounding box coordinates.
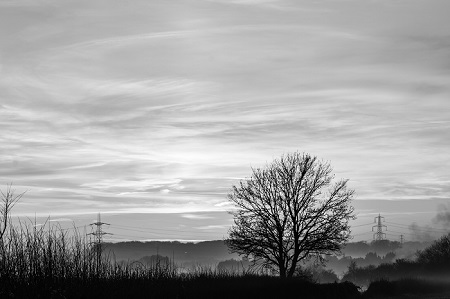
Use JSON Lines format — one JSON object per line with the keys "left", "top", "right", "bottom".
{"left": 226, "top": 152, "right": 355, "bottom": 278}
{"left": 0, "top": 184, "right": 25, "bottom": 241}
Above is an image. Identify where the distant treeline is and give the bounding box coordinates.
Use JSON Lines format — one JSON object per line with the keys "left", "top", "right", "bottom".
{"left": 104, "top": 240, "right": 240, "bottom": 265}
{"left": 341, "top": 239, "right": 430, "bottom": 258}
{"left": 104, "top": 239, "right": 430, "bottom": 267}
{"left": 326, "top": 252, "right": 396, "bottom": 277}
{"left": 342, "top": 234, "right": 450, "bottom": 286}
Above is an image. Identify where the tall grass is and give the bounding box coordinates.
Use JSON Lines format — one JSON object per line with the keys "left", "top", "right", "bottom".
{"left": 1, "top": 222, "right": 92, "bottom": 282}
{"left": 0, "top": 221, "right": 177, "bottom": 283}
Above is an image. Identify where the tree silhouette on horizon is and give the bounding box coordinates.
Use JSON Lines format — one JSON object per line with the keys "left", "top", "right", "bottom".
{"left": 226, "top": 152, "right": 355, "bottom": 278}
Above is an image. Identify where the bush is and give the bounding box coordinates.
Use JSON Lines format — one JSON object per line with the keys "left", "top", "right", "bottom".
{"left": 316, "top": 268, "right": 339, "bottom": 283}
{"left": 364, "top": 278, "right": 450, "bottom": 298}
{"left": 417, "top": 233, "right": 450, "bottom": 272}
{"left": 364, "top": 279, "right": 396, "bottom": 297}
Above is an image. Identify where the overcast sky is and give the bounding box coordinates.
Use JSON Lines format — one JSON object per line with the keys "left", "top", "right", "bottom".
{"left": 1, "top": 0, "right": 449, "bottom": 242}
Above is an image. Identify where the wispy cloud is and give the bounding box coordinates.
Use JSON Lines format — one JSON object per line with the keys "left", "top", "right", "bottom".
{"left": 182, "top": 214, "right": 215, "bottom": 220}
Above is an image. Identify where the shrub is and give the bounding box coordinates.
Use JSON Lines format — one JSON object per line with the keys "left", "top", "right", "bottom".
{"left": 417, "top": 233, "right": 450, "bottom": 272}
{"left": 364, "top": 278, "right": 450, "bottom": 298}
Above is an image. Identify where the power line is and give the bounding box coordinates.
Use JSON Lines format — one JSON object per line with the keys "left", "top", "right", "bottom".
{"left": 111, "top": 227, "right": 204, "bottom": 238}
{"left": 33, "top": 225, "right": 87, "bottom": 233}
{"left": 386, "top": 229, "right": 416, "bottom": 236}
{"left": 110, "top": 224, "right": 224, "bottom": 235}
{"left": 352, "top": 223, "right": 375, "bottom": 228}
{"left": 386, "top": 222, "right": 448, "bottom": 233}
{"left": 108, "top": 233, "right": 155, "bottom": 240}
{"left": 352, "top": 232, "right": 373, "bottom": 237}
{"left": 386, "top": 221, "right": 449, "bottom": 233}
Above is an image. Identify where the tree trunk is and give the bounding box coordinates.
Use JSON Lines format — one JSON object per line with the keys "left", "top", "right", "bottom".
{"left": 279, "top": 265, "right": 287, "bottom": 278}
{"left": 287, "top": 267, "right": 295, "bottom": 278}
{"left": 278, "top": 258, "right": 287, "bottom": 278}
{"left": 287, "top": 254, "right": 299, "bottom": 278}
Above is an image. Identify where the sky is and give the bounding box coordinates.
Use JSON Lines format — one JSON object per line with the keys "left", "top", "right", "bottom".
{"left": 1, "top": 0, "right": 449, "bottom": 242}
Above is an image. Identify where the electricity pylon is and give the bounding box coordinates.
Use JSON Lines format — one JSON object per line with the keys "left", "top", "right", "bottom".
{"left": 88, "top": 213, "right": 111, "bottom": 272}
{"left": 372, "top": 214, "right": 387, "bottom": 241}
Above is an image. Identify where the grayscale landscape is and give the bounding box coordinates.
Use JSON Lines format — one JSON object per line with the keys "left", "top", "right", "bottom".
{"left": 1, "top": 0, "right": 450, "bottom": 298}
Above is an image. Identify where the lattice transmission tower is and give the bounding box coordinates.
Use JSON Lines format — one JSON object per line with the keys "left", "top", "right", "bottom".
{"left": 88, "top": 213, "right": 111, "bottom": 271}
{"left": 372, "top": 214, "right": 387, "bottom": 241}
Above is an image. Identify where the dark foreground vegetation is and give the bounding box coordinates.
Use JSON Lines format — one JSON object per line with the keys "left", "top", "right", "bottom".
{"left": 363, "top": 278, "right": 450, "bottom": 299}
{"left": 2, "top": 223, "right": 450, "bottom": 299}
{"left": 0, "top": 222, "right": 362, "bottom": 299}
{"left": 1, "top": 274, "right": 362, "bottom": 299}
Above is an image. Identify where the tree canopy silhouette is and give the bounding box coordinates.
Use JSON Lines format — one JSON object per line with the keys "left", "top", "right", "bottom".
{"left": 226, "top": 152, "right": 355, "bottom": 278}
{"left": 417, "top": 233, "right": 450, "bottom": 270}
